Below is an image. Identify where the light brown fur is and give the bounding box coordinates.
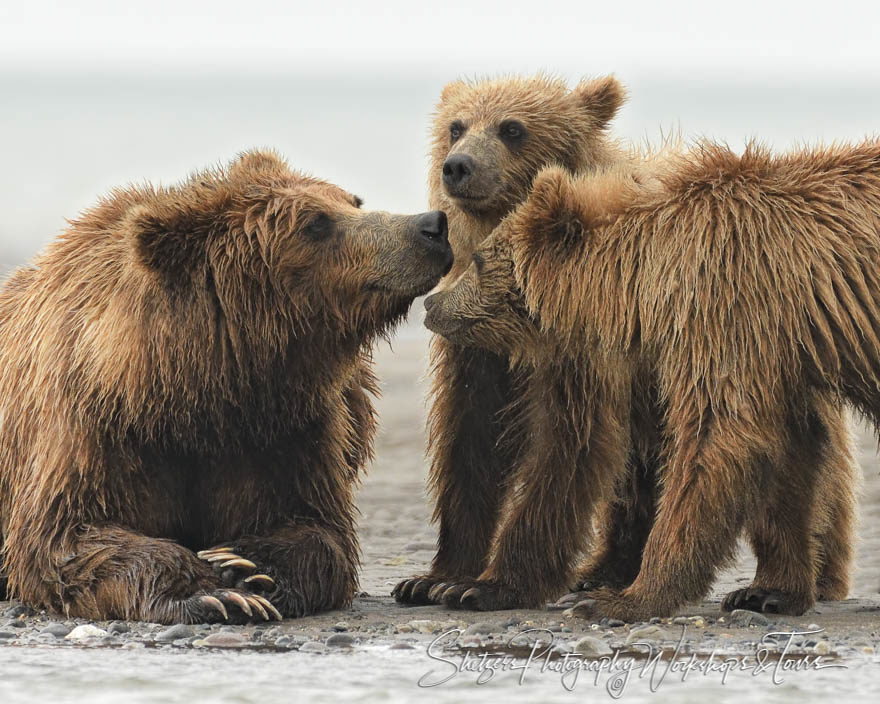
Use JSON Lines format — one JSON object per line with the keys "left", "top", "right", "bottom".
{"left": 0, "top": 150, "right": 452, "bottom": 623}
{"left": 425, "top": 142, "right": 867, "bottom": 618}
{"left": 392, "top": 74, "right": 637, "bottom": 605}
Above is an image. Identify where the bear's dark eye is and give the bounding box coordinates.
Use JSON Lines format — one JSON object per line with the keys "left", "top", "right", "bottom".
{"left": 303, "top": 213, "right": 335, "bottom": 241}
{"left": 449, "top": 121, "right": 465, "bottom": 143}
{"left": 499, "top": 120, "right": 526, "bottom": 146}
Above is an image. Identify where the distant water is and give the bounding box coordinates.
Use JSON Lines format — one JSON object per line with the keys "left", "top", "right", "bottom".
{"left": 1, "top": 69, "right": 878, "bottom": 338}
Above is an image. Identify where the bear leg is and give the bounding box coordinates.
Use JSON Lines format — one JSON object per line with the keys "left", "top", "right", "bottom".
{"left": 433, "top": 363, "right": 629, "bottom": 610}
{"left": 724, "top": 395, "right": 854, "bottom": 614}
{"left": 571, "top": 449, "right": 657, "bottom": 592}
{"left": 394, "top": 340, "right": 520, "bottom": 605}
{"left": 811, "top": 402, "right": 856, "bottom": 602}
{"left": 570, "top": 412, "right": 770, "bottom": 622}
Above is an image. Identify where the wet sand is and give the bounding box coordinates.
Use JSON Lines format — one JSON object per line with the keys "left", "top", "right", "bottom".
{"left": 1, "top": 332, "right": 878, "bottom": 703}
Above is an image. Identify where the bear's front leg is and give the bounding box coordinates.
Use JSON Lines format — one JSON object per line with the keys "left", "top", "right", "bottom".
{"left": 433, "top": 364, "right": 629, "bottom": 611}
{"left": 569, "top": 448, "right": 658, "bottom": 593}
{"left": 201, "top": 521, "right": 359, "bottom": 618}
{"left": 567, "top": 412, "right": 769, "bottom": 623}
{"left": 8, "top": 524, "right": 281, "bottom": 623}
{"left": 393, "top": 340, "right": 521, "bottom": 605}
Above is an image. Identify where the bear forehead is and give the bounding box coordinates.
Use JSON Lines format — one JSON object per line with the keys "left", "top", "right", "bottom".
{"left": 440, "top": 77, "right": 574, "bottom": 122}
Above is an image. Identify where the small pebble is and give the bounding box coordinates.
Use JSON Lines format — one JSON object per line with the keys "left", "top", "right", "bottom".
{"left": 728, "top": 609, "right": 771, "bottom": 627}
{"left": 326, "top": 633, "right": 356, "bottom": 647}
{"left": 626, "top": 625, "right": 668, "bottom": 644}
{"left": 66, "top": 625, "right": 108, "bottom": 641}
{"left": 807, "top": 623, "right": 821, "bottom": 631}
{"left": 3, "top": 605, "right": 33, "bottom": 619}
{"left": 6, "top": 619, "right": 26, "bottom": 629}
{"left": 463, "top": 622, "right": 497, "bottom": 635}
{"left": 299, "top": 641, "right": 327, "bottom": 653}
{"left": 813, "top": 640, "right": 832, "bottom": 655}
{"left": 333, "top": 621, "right": 349, "bottom": 632}
{"left": 408, "top": 620, "right": 437, "bottom": 634}
{"left": 194, "top": 632, "right": 249, "bottom": 649}
{"left": 156, "top": 624, "right": 195, "bottom": 642}
{"left": 0, "top": 631, "right": 16, "bottom": 640}
{"left": 108, "top": 622, "right": 130, "bottom": 635}
{"left": 274, "top": 635, "right": 294, "bottom": 648}
{"left": 390, "top": 643, "right": 415, "bottom": 650}
{"left": 572, "top": 636, "right": 612, "bottom": 657}
{"left": 606, "top": 619, "right": 625, "bottom": 628}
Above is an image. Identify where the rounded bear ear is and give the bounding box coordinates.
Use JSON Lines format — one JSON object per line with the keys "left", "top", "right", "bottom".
{"left": 127, "top": 203, "right": 208, "bottom": 284}
{"left": 440, "top": 80, "right": 466, "bottom": 103}
{"left": 518, "top": 166, "right": 584, "bottom": 248}
{"left": 229, "top": 150, "right": 288, "bottom": 180}
{"left": 570, "top": 75, "right": 627, "bottom": 129}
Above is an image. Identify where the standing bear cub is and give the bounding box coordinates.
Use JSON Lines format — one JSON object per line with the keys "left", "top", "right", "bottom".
{"left": 424, "top": 144, "right": 869, "bottom": 619}
{"left": 0, "top": 151, "right": 452, "bottom": 623}
{"left": 393, "top": 74, "right": 643, "bottom": 606}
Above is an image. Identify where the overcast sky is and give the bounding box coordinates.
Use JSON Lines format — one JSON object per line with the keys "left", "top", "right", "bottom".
{"left": 2, "top": 1, "right": 879, "bottom": 77}
{"left": 2, "top": 1, "right": 878, "bottom": 268}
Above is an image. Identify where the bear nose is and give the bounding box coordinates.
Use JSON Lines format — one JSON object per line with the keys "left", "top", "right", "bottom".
{"left": 442, "top": 154, "right": 474, "bottom": 189}
{"left": 415, "top": 210, "right": 449, "bottom": 247}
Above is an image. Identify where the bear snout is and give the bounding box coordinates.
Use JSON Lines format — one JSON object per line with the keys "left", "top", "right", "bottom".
{"left": 412, "top": 210, "right": 453, "bottom": 275}
{"left": 442, "top": 153, "right": 475, "bottom": 192}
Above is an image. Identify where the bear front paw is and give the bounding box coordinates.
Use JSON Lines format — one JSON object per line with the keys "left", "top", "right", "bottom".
{"left": 197, "top": 546, "right": 276, "bottom": 594}
{"left": 183, "top": 588, "right": 282, "bottom": 624}
{"left": 559, "top": 587, "right": 654, "bottom": 623}
{"left": 722, "top": 586, "right": 811, "bottom": 615}
{"left": 428, "top": 579, "right": 522, "bottom": 611}
{"left": 392, "top": 575, "right": 450, "bottom": 605}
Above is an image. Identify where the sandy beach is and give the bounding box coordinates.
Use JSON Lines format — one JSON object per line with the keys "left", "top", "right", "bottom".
{"left": 1, "top": 328, "right": 878, "bottom": 703}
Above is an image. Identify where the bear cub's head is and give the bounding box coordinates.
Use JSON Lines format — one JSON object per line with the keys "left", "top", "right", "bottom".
{"left": 425, "top": 165, "right": 643, "bottom": 361}
{"left": 432, "top": 74, "right": 626, "bottom": 222}
{"left": 423, "top": 218, "right": 540, "bottom": 361}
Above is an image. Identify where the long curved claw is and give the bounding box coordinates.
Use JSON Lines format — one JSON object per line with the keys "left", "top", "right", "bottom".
{"left": 205, "top": 553, "right": 243, "bottom": 563}
{"left": 427, "top": 582, "right": 450, "bottom": 602}
{"left": 244, "top": 574, "right": 276, "bottom": 589}
{"left": 199, "top": 595, "right": 229, "bottom": 620}
{"left": 252, "top": 595, "right": 283, "bottom": 621}
{"left": 245, "top": 596, "right": 269, "bottom": 620}
{"left": 221, "top": 590, "right": 252, "bottom": 617}
{"left": 197, "top": 547, "right": 234, "bottom": 559}
{"left": 220, "top": 558, "right": 257, "bottom": 570}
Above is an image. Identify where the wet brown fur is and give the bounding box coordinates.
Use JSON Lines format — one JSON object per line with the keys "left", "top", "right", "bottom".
{"left": 0, "top": 150, "right": 451, "bottom": 623}
{"left": 392, "top": 75, "right": 639, "bottom": 605}
{"left": 428, "top": 143, "right": 867, "bottom": 618}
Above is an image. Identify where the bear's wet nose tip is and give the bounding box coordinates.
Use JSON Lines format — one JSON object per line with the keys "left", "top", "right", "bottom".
{"left": 415, "top": 210, "right": 449, "bottom": 246}
{"left": 442, "top": 154, "right": 474, "bottom": 189}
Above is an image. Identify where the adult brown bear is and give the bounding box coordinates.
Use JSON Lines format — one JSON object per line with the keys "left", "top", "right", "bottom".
{"left": 422, "top": 146, "right": 864, "bottom": 618}
{"left": 0, "top": 150, "right": 452, "bottom": 623}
